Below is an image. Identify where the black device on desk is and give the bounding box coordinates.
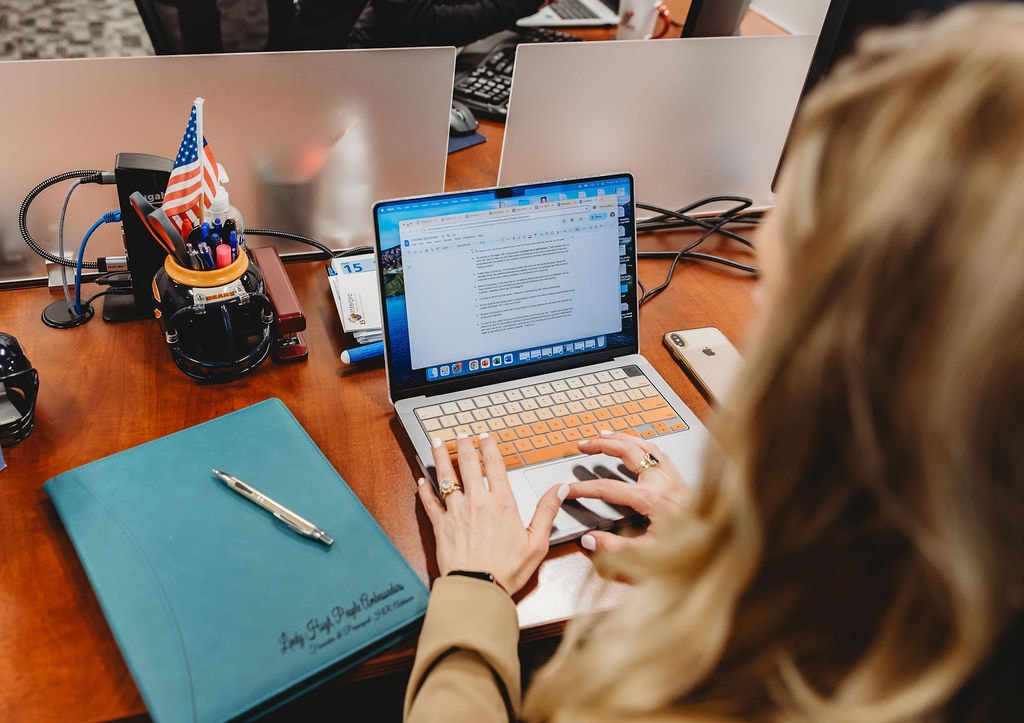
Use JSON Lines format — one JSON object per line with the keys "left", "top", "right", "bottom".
{"left": 454, "top": 27, "right": 581, "bottom": 120}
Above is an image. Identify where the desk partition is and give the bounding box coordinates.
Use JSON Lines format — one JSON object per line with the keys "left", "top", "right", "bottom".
{"left": 0, "top": 47, "right": 455, "bottom": 287}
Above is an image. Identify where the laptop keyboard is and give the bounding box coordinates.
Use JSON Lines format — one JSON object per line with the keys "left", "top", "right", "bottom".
{"left": 414, "top": 364, "right": 688, "bottom": 470}
{"left": 549, "top": 0, "right": 600, "bottom": 19}
{"left": 453, "top": 28, "right": 582, "bottom": 120}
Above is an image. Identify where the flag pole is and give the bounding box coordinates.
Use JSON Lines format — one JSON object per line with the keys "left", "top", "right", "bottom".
{"left": 195, "top": 96, "right": 205, "bottom": 227}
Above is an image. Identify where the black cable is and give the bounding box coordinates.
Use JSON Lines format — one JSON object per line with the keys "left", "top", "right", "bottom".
{"left": 19, "top": 170, "right": 107, "bottom": 269}
{"left": 639, "top": 249, "right": 757, "bottom": 273}
{"left": 636, "top": 196, "right": 758, "bottom": 305}
{"left": 637, "top": 196, "right": 760, "bottom": 247}
{"left": 334, "top": 245, "right": 375, "bottom": 258}
{"left": 678, "top": 252, "right": 757, "bottom": 274}
{"left": 638, "top": 221, "right": 721, "bottom": 306}
{"left": 83, "top": 288, "right": 128, "bottom": 307}
{"left": 246, "top": 227, "right": 335, "bottom": 259}
{"left": 246, "top": 228, "right": 374, "bottom": 261}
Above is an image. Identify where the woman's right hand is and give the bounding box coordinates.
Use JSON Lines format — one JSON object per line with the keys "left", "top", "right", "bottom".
{"left": 569, "top": 430, "right": 691, "bottom": 554}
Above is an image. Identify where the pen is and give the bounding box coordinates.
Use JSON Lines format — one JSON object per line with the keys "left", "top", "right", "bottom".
{"left": 198, "top": 241, "right": 215, "bottom": 270}
{"left": 211, "top": 469, "right": 334, "bottom": 546}
{"left": 340, "top": 340, "right": 384, "bottom": 364}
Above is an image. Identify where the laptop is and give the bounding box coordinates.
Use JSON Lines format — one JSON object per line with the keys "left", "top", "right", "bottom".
{"left": 498, "top": 35, "right": 817, "bottom": 215}
{"left": 373, "top": 173, "right": 710, "bottom": 544}
{"left": 517, "top": 0, "right": 619, "bottom": 28}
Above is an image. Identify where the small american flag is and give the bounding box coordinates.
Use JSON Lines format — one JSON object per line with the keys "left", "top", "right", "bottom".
{"left": 161, "top": 97, "right": 219, "bottom": 234}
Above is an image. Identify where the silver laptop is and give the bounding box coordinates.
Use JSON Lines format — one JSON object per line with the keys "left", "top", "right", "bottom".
{"left": 0, "top": 47, "right": 455, "bottom": 286}
{"left": 373, "top": 173, "right": 709, "bottom": 544}
{"left": 498, "top": 35, "right": 817, "bottom": 215}
{"left": 517, "top": 0, "right": 619, "bottom": 28}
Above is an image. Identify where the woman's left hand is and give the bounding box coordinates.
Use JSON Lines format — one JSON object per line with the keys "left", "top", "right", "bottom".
{"left": 417, "top": 432, "right": 568, "bottom": 596}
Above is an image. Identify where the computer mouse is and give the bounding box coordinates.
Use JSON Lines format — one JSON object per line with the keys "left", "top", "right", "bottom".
{"left": 449, "top": 101, "right": 479, "bottom": 136}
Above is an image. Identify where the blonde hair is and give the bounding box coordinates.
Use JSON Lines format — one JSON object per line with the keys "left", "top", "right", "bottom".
{"left": 524, "top": 5, "right": 1024, "bottom": 721}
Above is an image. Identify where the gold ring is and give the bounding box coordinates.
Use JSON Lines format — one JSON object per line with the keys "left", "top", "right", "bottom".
{"left": 635, "top": 452, "right": 660, "bottom": 476}
{"left": 438, "top": 477, "right": 463, "bottom": 500}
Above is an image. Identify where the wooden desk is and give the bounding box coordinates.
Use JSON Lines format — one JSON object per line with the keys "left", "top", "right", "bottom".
{"left": 0, "top": 16, "right": 765, "bottom": 722}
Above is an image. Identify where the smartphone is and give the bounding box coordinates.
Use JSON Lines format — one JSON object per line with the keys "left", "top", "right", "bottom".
{"left": 663, "top": 326, "right": 744, "bottom": 408}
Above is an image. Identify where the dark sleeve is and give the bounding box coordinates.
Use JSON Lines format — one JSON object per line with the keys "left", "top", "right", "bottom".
{"left": 288, "top": 0, "right": 370, "bottom": 49}
{"left": 369, "top": 0, "right": 545, "bottom": 47}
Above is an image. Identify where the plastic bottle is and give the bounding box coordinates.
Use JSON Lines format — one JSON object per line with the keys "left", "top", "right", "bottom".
{"left": 205, "top": 164, "right": 245, "bottom": 242}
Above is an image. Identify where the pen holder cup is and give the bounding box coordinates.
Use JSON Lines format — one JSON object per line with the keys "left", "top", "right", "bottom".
{"left": 152, "top": 253, "right": 274, "bottom": 382}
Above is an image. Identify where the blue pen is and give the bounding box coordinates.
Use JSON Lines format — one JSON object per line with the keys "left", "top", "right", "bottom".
{"left": 228, "top": 229, "right": 239, "bottom": 260}
{"left": 340, "top": 341, "right": 384, "bottom": 364}
{"left": 198, "top": 241, "right": 215, "bottom": 270}
{"left": 200, "top": 221, "right": 210, "bottom": 243}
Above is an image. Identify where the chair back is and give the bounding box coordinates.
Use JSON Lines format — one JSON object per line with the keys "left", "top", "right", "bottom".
{"left": 134, "top": 0, "right": 294, "bottom": 54}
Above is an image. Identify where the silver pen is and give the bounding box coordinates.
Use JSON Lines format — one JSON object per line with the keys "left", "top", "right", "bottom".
{"left": 211, "top": 469, "right": 334, "bottom": 546}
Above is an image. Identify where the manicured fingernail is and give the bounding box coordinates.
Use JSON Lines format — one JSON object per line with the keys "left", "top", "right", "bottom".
{"left": 479, "top": 432, "right": 489, "bottom": 440}
{"left": 578, "top": 439, "right": 590, "bottom": 446}
{"left": 417, "top": 477, "right": 426, "bottom": 487}
{"left": 581, "top": 534, "right": 596, "bottom": 551}
{"left": 600, "top": 429, "right": 614, "bottom": 436}
{"left": 557, "top": 484, "right": 570, "bottom": 502}
{"left": 456, "top": 433, "right": 469, "bottom": 439}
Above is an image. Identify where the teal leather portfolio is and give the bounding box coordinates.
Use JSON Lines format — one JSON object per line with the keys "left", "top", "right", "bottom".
{"left": 44, "top": 398, "right": 429, "bottom": 722}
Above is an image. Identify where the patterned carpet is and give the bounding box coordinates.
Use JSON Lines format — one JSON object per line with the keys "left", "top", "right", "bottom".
{"left": 0, "top": 0, "right": 153, "bottom": 59}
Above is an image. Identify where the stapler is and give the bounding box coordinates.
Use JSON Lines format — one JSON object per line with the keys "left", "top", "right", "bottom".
{"left": 249, "top": 246, "right": 309, "bottom": 363}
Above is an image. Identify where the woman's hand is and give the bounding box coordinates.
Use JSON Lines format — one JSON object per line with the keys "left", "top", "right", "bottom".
{"left": 570, "top": 430, "right": 691, "bottom": 554}
{"left": 417, "top": 432, "right": 568, "bottom": 596}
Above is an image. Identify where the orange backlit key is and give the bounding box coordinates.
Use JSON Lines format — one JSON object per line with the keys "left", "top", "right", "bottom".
{"left": 521, "top": 441, "right": 581, "bottom": 466}
{"left": 640, "top": 407, "right": 676, "bottom": 424}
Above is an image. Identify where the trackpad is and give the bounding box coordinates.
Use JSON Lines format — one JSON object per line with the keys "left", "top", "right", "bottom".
{"left": 524, "top": 453, "right": 636, "bottom": 533}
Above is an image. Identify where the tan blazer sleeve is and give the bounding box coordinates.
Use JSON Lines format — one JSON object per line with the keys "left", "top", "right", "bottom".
{"left": 404, "top": 575, "right": 521, "bottom": 723}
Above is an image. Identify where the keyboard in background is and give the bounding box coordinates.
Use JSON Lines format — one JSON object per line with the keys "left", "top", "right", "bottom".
{"left": 544, "top": 0, "right": 608, "bottom": 21}
{"left": 454, "top": 27, "right": 582, "bottom": 120}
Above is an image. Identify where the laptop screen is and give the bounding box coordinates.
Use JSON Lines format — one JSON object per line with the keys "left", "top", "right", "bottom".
{"left": 374, "top": 173, "right": 638, "bottom": 401}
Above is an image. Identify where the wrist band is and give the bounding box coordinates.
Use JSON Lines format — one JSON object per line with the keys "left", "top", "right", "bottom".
{"left": 447, "top": 570, "right": 495, "bottom": 584}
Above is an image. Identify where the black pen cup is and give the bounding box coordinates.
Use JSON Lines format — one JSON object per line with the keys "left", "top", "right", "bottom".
{"left": 152, "top": 252, "right": 273, "bottom": 382}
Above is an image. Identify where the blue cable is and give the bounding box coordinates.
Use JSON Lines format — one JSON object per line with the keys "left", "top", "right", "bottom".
{"left": 75, "top": 210, "right": 122, "bottom": 314}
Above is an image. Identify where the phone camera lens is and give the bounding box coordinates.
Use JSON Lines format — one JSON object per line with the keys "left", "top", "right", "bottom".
{"left": 671, "top": 334, "right": 683, "bottom": 345}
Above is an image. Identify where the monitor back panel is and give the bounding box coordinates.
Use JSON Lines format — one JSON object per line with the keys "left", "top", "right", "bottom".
{"left": 498, "top": 35, "right": 816, "bottom": 214}
{"left": 0, "top": 47, "right": 455, "bottom": 285}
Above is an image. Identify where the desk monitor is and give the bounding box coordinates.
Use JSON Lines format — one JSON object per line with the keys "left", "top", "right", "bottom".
{"left": 0, "top": 47, "right": 456, "bottom": 287}
{"left": 772, "top": 0, "right": 1024, "bottom": 190}
{"left": 498, "top": 35, "right": 816, "bottom": 214}
{"left": 681, "top": 0, "right": 753, "bottom": 37}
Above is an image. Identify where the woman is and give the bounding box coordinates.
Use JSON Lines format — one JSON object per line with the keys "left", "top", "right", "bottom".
{"left": 404, "top": 5, "right": 1024, "bottom": 721}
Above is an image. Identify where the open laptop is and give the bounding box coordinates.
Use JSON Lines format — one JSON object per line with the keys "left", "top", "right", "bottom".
{"left": 498, "top": 35, "right": 817, "bottom": 215}
{"left": 373, "top": 173, "right": 709, "bottom": 544}
{"left": 517, "top": 0, "right": 619, "bottom": 28}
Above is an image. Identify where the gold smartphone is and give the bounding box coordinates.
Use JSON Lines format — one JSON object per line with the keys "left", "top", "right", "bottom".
{"left": 663, "top": 326, "right": 744, "bottom": 408}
